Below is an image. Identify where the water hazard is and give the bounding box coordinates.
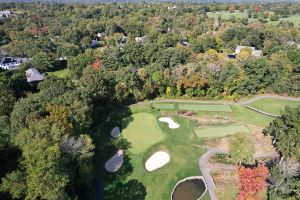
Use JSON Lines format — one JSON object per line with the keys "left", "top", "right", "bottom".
{"left": 171, "top": 177, "right": 206, "bottom": 200}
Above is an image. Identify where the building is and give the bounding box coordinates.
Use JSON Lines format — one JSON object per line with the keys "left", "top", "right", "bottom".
{"left": 0, "top": 11, "right": 11, "bottom": 18}
{"left": 0, "top": 57, "right": 23, "bottom": 70}
{"left": 135, "top": 36, "right": 147, "bottom": 44}
{"left": 235, "top": 46, "right": 262, "bottom": 57}
{"left": 25, "top": 68, "right": 44, "bottom": 83}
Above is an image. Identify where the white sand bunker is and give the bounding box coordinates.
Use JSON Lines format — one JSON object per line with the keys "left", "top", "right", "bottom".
{"left": 105, "top": 150, "right": 124, "bottom": 172}
{"left": 145, "top": 151, "right": 170, "bottom": 171}
{"left": 159, "top": 117, "right": 180, "bottom": 129}
{"left": 110, "top": 127, "right": 121, "bottom": 138}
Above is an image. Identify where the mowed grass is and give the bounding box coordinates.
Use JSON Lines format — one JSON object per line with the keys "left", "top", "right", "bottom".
{"left": 152, "top": 103, "right": 175, "bottom": 110}
{"left": 249, "top": 98, "right": 300, "bottom": 115}
{"left": 207, "top": 11, "right": 248, "bottom": 20}
{"left": 127, "top": 116, "right": 210, "bottom": 200}
{"left": 47, "top": 69, "right": 71, "bottom": 78}
{"left": 195, "top": 125, "right": 250, "bottom": 138}
{"left": 122, "top": 113, "right": 165, "bottom": 154}
{"left": 179, "top": 103, "right": 232, "bottom": 112}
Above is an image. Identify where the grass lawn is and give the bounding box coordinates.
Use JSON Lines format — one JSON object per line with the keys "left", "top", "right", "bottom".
{"left": 47, "top": 69, "right": 71, "bottom": 78}
{"left": 178, "top": 103, "right": 232, "bottom": 112}
{"left": 249, "top": 98, "right": 300, "bottom": 116}
{"left": 195, "top": 125, "right": 250, "bottom": 138}
{"left": 122, "top": 112, "right": 165, "bottom": 154}
{"left": 152, "top": 103, "right": 175, "bottom": 110}
{"left": 207, "top": 11, "right": 248, "bottom": 20}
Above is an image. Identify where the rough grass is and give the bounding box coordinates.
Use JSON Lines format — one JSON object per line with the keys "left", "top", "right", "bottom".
{"left": 248, "top": 98, "right": 300, "bottom": 116}
{"left": 152, "top": 103, "right": 175, "bottom": 110}
{"left": 195, "top": 125, "right": 250, "bottom": 138}
{"left": 178, "top": 104, "right": 232, "bottom": 112}
{"left": 122, "top": 113, "right": 165, "bottom": 154}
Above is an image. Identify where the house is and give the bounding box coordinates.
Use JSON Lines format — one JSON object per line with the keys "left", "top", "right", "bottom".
{"left": 26, "top": 68, "right": 44, "bottom": 83}
{"left": 227, "top": 54, "right": 236, "bottom": 59}
{"left": 135, "top": 36, "right": 147, "bottom": 44}
{"left": 0, "top": 11, "right": 11, "bottom": 18}
{"left": 235, "top": 46, "right": 262, "bottom": 57}
{"left": 0, "top": 57, "right": 24, "bottom": 70}
{"left": 91, "top": 40, "right": 98, "bottom": 47}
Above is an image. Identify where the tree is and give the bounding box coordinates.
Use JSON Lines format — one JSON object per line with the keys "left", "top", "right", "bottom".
{"left": 237, "top": 164, "right": 269, "bottom": 200}
{"left": 0, "top": 170, "right": 26, "bottom": 199}
{"left": 263, "top": 106, "right": 300, "bottom": 160}
{"left": 229, "top": 133, "right": 255, "bottom": 164}
{"left": 0, "top": 83, "right": 16, "bottom": 116}
{"left": 68, "top": 53, "right": 93, "bottom": 77}
{"left": 31, "top": 52, "right": 53, "bottom": 72}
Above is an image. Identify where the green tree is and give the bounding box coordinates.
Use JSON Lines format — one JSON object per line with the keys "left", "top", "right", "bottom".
{"left": 31, "top": 52, "right": 53, "bottom": 72}
{"left": 229, "top": 133, "right": 255, "bottom": 164}
{"left": 263, "top": 106, "right": 300, "bottom": 160}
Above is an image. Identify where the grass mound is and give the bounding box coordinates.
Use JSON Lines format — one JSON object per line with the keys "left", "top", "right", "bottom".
{"left": 122, "top": 113, "right": 165, "bottom": 154}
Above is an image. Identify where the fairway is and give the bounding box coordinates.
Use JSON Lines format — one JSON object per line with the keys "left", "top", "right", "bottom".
{"left": 249, "top": 98, "right": 300, "bottom": 115}
{"left": 207, "top": 11, "right": 248, "bottom": 20}
{"left": 122, "top": 113, "right": 165, "bottom": 154}
{"left": 178, "top": 103, "right": 232, "bottom": 112}
{"left": 195, "top": 125, "right": 249, "bottom": 138}
{"left": 152, "top": 103, "right": 175, "bottom": 110}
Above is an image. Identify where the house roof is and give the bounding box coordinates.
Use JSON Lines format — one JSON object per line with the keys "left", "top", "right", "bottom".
{"left": 235, "top": 46, "right": 255, "bottom": 54}
{"left": 26, "top": 68, "right": 44, "bottom": 82}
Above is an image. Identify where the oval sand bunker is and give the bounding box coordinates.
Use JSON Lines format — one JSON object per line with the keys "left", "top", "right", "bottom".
{"left": 111, "top": 127, "right": 121, "bottom": 138}
{"left": 145, "top": 151, "right": 170, "bottom": 171}
{"left": 159, "top": 117, "right": 180, "bottom": 129}
{"left": 105, "top": 150, "right": 124, "bottom": 172}
{"left": 171, "top": 176, "right": 207, "bottom": 200}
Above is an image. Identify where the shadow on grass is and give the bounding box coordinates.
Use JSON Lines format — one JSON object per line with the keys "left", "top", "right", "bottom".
{"left": 90, "top": 105, "right": 147, "bottom": 200}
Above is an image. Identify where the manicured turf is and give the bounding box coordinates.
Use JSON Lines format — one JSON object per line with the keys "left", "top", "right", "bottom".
{"left": 178, "top": 103, "right": 232, "bottom": 112}
{"left": 128, "top": 116, "right": 209, "bottom": 200}
{"left": 195, "top": 125, "right": 250, "bottom": 138}
{"left": 249, "top": 98, "right": 300, "bottom": 115}
{"left": 152, "top": 103, "right": 175, "bottom": 110}
{"left": 122, "top": 113, "right": 165, "bottom": 154}
{"left": 207, "top": 11, "right": 248, "bottom": 20}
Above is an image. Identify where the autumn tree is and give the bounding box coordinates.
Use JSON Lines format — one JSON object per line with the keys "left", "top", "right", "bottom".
{"left": 237, "top": 164, "right": 269, "bottom": 200}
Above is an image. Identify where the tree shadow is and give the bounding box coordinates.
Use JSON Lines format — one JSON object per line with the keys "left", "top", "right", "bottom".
{"left": 90, "top": 105, "right": 146, "bottom": 199}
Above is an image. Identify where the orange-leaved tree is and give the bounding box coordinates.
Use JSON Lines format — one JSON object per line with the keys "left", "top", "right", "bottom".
{"left": 237, "top": 164, "right": 269, "bottom": 200}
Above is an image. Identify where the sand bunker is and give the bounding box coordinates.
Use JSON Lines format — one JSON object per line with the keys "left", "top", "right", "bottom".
{"left": 145, "top": 151, "right": 170, "bottom": 171}
{"left": 111, "top": 127, "right": 121, "bottom": 138}
{"left": 159, "top": 117, "right": 180, "bottom": 129}
{"left": 105, "top": 150, "right": 124, "bottom": 172}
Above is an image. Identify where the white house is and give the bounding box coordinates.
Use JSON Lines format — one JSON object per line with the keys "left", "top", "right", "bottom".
{"left": 135, "top": 36, "right": 147, "bottom": 44}
{"left": 235, "top": 46, "right": 262, "bottom": 57}
{"left": 0, "top": 57, "right": 22, "bottom": 70}
{"left": 0, "top": 11, "right": 11, "bottom": 18}
{"left": 26, "top": 68, "right": 44, "bottom": 83}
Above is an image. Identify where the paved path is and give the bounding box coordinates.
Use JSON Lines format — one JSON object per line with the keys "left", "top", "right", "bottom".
{"left": 199, "top": 148, "right": 278, "bottom": 200}
{"left": 238, "top": 94, "right": 300, "bottom": 105}
{"left": 245, "top": 106, "right": 279, "bottom": 117}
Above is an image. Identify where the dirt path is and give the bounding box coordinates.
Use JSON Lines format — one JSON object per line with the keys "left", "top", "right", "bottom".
{"left": 199, "top": 148, "right": 278, "bottom": 200}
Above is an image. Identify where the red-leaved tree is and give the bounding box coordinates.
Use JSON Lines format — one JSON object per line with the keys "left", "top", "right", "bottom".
{"left": 237, "top": 164, "right": 269, "bottom": 200}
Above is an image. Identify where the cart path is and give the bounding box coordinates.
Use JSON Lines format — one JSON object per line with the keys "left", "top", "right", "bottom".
{"left": 199, "top": 148, "right": 278, "bottom": 200}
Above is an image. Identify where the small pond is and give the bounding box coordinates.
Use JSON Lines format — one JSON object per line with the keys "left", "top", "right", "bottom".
{"left": 171, "top": 176, "right": 207, "bottom": 200}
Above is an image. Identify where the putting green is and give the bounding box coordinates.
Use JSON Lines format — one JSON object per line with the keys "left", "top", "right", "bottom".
{"left": 152, "top": 103, "right": 175, "bottom": 110}
{"left": 178, "top": 104, "right": 232, "bottom": 112}
{"left": 122, "top": 113, "right": 165, "bottom": 154}
{"left": 248, "top": 98, "right": 300, "bottom": 115}
{"left": 195, "top": 125, "right": 249, "bottom": 138}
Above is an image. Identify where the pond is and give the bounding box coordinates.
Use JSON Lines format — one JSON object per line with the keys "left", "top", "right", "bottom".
{"left": 171, "top": 176, "right": 207, "bottom": 200}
